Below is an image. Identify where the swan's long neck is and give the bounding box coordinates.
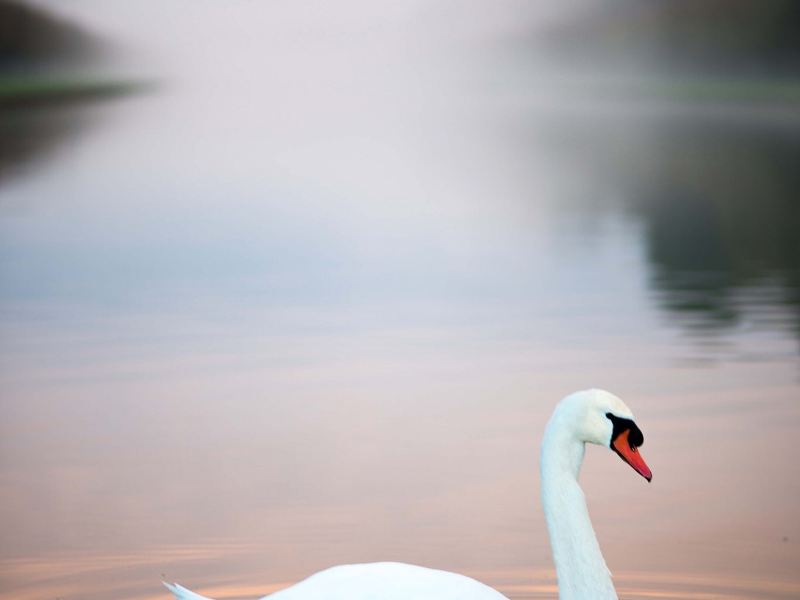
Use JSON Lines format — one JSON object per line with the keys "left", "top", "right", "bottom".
{"left": 540, "top": 413, "right": 617, "bottom": 600}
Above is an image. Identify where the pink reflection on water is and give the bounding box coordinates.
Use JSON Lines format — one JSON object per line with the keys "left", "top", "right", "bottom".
{"left": 3, "top": 548, "right": 800, "bottom": 600}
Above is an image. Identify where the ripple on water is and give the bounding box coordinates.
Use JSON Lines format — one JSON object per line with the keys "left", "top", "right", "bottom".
{"left": 2, "top": 552, "right": 800, "bottom": 600}
{"left": 491, "top": 571, "right": 800, "bottom": 600}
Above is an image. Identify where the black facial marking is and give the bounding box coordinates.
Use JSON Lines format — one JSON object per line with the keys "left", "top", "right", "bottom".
{"left": 605, "top": 412, "right": 644, "bottom": 449}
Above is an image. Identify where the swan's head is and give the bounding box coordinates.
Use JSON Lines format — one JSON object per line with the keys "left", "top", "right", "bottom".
{"left": 557, "top": 389, "right": 652, "bottom": 481}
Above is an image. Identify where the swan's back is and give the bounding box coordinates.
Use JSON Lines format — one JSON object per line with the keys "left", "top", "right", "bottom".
{"left": 263, "top": 562, "right": 509, "bottom": 600}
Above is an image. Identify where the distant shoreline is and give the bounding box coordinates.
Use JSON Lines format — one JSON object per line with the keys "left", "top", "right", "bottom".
{"left": 0, "top": 76, "right": 144, "bottom": 109}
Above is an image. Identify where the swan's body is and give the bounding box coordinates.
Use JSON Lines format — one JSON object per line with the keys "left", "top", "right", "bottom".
{"left": 164, "top": 562, "right": 507, "bottom": 600}
{"left": 165, "top": 389, "right": 650, "bottom": 600}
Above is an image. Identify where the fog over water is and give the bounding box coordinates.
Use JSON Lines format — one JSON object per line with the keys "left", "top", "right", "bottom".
{"left": 1, "top": 2, "right": 798, "bottom": 600}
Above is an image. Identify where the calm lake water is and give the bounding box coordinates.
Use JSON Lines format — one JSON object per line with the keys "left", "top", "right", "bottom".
{"left": 1, "top": 3, "right": 799, "bottom": 600}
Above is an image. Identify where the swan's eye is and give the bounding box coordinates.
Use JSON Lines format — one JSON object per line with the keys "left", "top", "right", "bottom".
{"left": 628, "top": 423, "right": 644, "bottom": 448}
{"left": 605, "top": 412, "right": 644, "bottom": 449}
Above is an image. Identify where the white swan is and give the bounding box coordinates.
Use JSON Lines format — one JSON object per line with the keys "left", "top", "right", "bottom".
{"left": 164, "top": 389, "right": 651, "bottom": 600}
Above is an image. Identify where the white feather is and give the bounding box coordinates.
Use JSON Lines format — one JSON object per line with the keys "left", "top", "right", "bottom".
{"left": 163, "top": 581, "right": 215, "bottom": 600}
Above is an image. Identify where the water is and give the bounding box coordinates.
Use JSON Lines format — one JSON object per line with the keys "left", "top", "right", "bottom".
{"left": 1, "top": 2, "right": 798, "bottom": 599}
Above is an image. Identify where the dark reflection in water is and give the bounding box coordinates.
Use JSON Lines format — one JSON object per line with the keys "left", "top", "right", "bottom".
{"left": 0, "top": 105, "right": 86, "bottom": 185}
{"left": 546, "top": 111, "right": 800, "bottom": 352}
{"left": 633, "top": 121, "right": 800, "bottom": 340}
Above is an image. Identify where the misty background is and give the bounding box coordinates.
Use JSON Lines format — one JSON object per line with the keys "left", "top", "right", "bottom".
{"left": 1, "top": 2, "right": 799, "bottom": 600}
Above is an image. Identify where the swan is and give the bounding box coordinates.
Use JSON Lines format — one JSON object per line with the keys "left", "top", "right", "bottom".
{"left": 164, "top": 389, "right": 651, "bottom": 600}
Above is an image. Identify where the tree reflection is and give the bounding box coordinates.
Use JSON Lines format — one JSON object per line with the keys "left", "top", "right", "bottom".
{"left": 540, "top": 107, "right": 800, "bottom": 348}
{"left": 629, "top": 121, "right": 800, "bottom": 340}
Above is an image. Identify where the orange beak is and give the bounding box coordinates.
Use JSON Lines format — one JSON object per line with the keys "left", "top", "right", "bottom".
{"left": 612, "top": 429, "right": 652, "bottom": 482}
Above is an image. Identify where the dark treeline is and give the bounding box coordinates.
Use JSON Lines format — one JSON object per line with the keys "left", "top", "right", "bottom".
{"left": 542, "top": 0, "right": 800, "bottom": 76}
{"left": 0, "top": 0, "right": 96, "bottom": 72}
